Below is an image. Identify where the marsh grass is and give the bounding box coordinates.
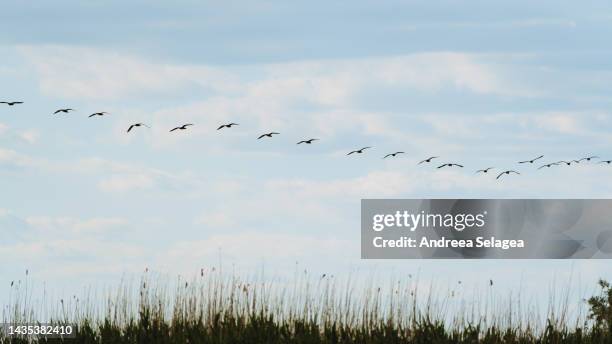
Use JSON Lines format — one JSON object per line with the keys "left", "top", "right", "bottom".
{"left": 1, "top": 268, "right": 611, "bottom": 343}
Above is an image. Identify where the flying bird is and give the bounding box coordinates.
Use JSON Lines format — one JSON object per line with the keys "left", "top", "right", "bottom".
{"left": 89, "top": 112, "right": 108, "bottom": 118}
{"left": 598, "top": 160, "right": 612, "bottom": 165}
{"left": 475, "top": 167, "right": 494, "bottom": 174}
{"left": 437, "top": 163, "right": 463, "bottom": 169}
{"left": 578, "top": 156, "right": 599, "bottom": 162}
{"left": 418, "top": 156, "right": 438, "bottom": 164}
{"left": 538, "top": 162, "right": 559, "bottom": 169}
{"left": 127, "top": 123, "right": 150, "bottom": 133}
{"left": 170, "top": 124, "right": 194, "bottom": 132}
{"left": 53, "top": 108, "right": 74, "bottom": 114}
{"left": 0, "top": 101, "right": 23, "bottom": 106}
{"left": 556, "top": 160, "right": 574, "bottom": 166}
{"left": 518, "top": 155, "right": 543, "bottom": 164}
{"left": 347, "top": 147, "right": 371, "bottom": 155}
{"left": 297, "top": 138, "right": 319, "bottom": 144}
{"left": 257, "top": 132, "right": 280, "bottom": 139}
{"left": 217, "top": 123, "right": 238, "bottom": 130}
{"left": 383, "top": 151, "right": 405, "bottom": 159}
{"left": 496, "top": 170, "right": 520, "bottom": 179}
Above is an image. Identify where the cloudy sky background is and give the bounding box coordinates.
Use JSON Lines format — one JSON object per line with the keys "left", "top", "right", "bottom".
{"left": 2, "top": 0, "right": 612, "bottom": 313}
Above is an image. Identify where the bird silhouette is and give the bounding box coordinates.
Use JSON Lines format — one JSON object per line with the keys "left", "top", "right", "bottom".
{"left": 556, "top": 160, "right": 575, "bottom": 166}
{"left": 53, "top": 108, "right": 74, "bottom": 114}
{"left": 297, "top": 138, "right": 318, "bottom": 144}
{"left": 418, "top": 156, "right": 438, "bottom": 164}
{"left": 518, "top": 155, "right": 543, "bottom": 164}
{"left": 475, "top": 167, "right": 494, "bottom": 174}
{"left": 383, "top": 151, "right": 404, "bottom": 159}
{"left": 0, "top": 101, "right": 23, "bottom": 106}
{"left": 258, "top": 132, "right": 280, "bottom": 139}
{"left": 89, "top": 112, "right": 108, "bottom": 118}
{"left": 170, "top": 124, "right": 194, "bottom": 132}
{"left": 538, "top": 162, "right": 559, "bottom": 169}
{"left": 217, "top": 123, "right": 238, "bottom": 130}
{"left": 578, "top": 156, "right": 599, "bottom": 162}
{"left": 347, "top": 147, "right": 371, "bottom": 155}
{"left": 496, "top": 170, "right": 520, "bottom": 179}
{"left": 437, "top": 163, "right": 463, "bottom": 169}
{"left": 598, "top": 160, "right": 612, "bottom": 164}
{"left": 127, "top": 123, "right": 150, "bottom": 133}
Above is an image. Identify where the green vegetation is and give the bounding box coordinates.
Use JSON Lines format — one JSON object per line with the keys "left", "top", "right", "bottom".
{"left": 2, "top": 271, "right": 611, "bottom": 343}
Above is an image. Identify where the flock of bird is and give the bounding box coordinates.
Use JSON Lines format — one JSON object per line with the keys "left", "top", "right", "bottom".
{"left": 2, "top": 101, "right": 611, "bottom": 180}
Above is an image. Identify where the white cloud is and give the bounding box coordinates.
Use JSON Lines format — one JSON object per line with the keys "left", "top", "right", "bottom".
{"left": 533, "top": 113, "right": 582, "bottom": 134}
{"left": 18, "top": 45, "right": 240, "bottom": 100}
{"left": 18, "top": 130, "right": 39, "bottom": 144}
{"left": 26, "top": 216, "right": 127, "bottom": 235}
{"left": 160, "top": 232, "right": 352, "bottom": 266}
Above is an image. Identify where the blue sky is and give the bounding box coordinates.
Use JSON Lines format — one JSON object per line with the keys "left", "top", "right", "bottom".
{"left": 2, "top": 0, "right": 612, "bottom": 312}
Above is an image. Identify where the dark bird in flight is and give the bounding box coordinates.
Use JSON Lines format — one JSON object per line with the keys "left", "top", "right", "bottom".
{"left": 598, "top": 160, "right": 612, "bottom": 165}
{"left": 0, "top": 101, "right": 23, "bottom": 106}
{"left": 489, "top": 279, "right": 494, "bottom": 286}
{"left": 347, "top": 147, "right": 371, "bottom": 155}
{"left": 297, "top": 138, "right": 318, "bottom": 144}
{"left": 538, "top": 162, "right": 559, "bottom": 169}
{"left": 556, "top": 160, "right": 575, "bottom": 166}
{"left": 170, "top": 124, "right": 194, "bottom": 132}
{"left": 257, "top": 132, "right": 280, "bottom": 139}
{"left": 127, "top": 123, "right": 150, "bottom": 133}
{"left": 89, "top": 112, "right": 108, "bottom": 118}
{"left": 437, "top": 163, "right": 463, "bottom": 169}
{"left": 53, "top": 108, "right": 74, "bottom": 114}
{"left": 518, "top": 155, "right": 543, "bottom": 164}
{"left": 383, "top": 151, "right": 404, "bottom": 159}
{"left": 418, "top": 156, "right": 438, "bottom": 164}
{"left": 476, "top": 167, "right": 494, "bottom": 174}
{"left": 217, "top": 123, "right": 238, "bottom": 130}
{"left": 578, "top": 156, "right": 599, "bottom": 162}
{"left": 496, "top": 170, "right": 520, "bottom": 179}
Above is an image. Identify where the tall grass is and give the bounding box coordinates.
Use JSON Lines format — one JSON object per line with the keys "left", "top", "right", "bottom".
{"left": 1, "top": 267, "right": 611, "bottom": 343}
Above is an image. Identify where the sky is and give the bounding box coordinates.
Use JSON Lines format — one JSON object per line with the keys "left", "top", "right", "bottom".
{"left": 1, "top": 0, "right": 612, "bottom": 315}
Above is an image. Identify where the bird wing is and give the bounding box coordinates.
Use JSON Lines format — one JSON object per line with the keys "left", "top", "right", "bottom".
{"left": 185, "top": 124, "right": 194, "bottom": 127}
{"left": 53, "top": 110, "right": 62, "bottom": 114}
{"left": 170, "top": 127, "right": 179, "bottom": 132}
{"left": 383, "top": 154, "right": 392, "bottom": 158}
{"left": 127, "top": 125, "right": 135, "bottom": 132}
{"left": 347, "top": 151, "right": 356, "bottom": 155}
{"left": 88, "top": 114, "right": 96, "bottom": 117}
{"left": 0, "top": 102, "right": 7, "bottom": 104}
{"left": 454, "top": 164, "right": 464, "bottom": 167}
{"left": 257, "top": 134, "right": 266, "bottom": 139}
{"left": 436, "top": 164, "right": 447, "bottom": 169}
{"left": 518, "top": 160, "right": 528, "bottom": 164}
{"left": 534, "top": 155, "right": 544, "bottom": 161}
{"left": 496, "top": 172, "right": 504, "bottom": 179}
{"left": 297, "top": 141, "right": 305, "bottom": 144}
{"left": 271, "top": 132, "right": 280, "bottom": 135}
{"left": 217, "top": 125, "right": 225, "bottom": 130}
{"left": 512, "top": 171, "right": 520, "bottom": 174}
